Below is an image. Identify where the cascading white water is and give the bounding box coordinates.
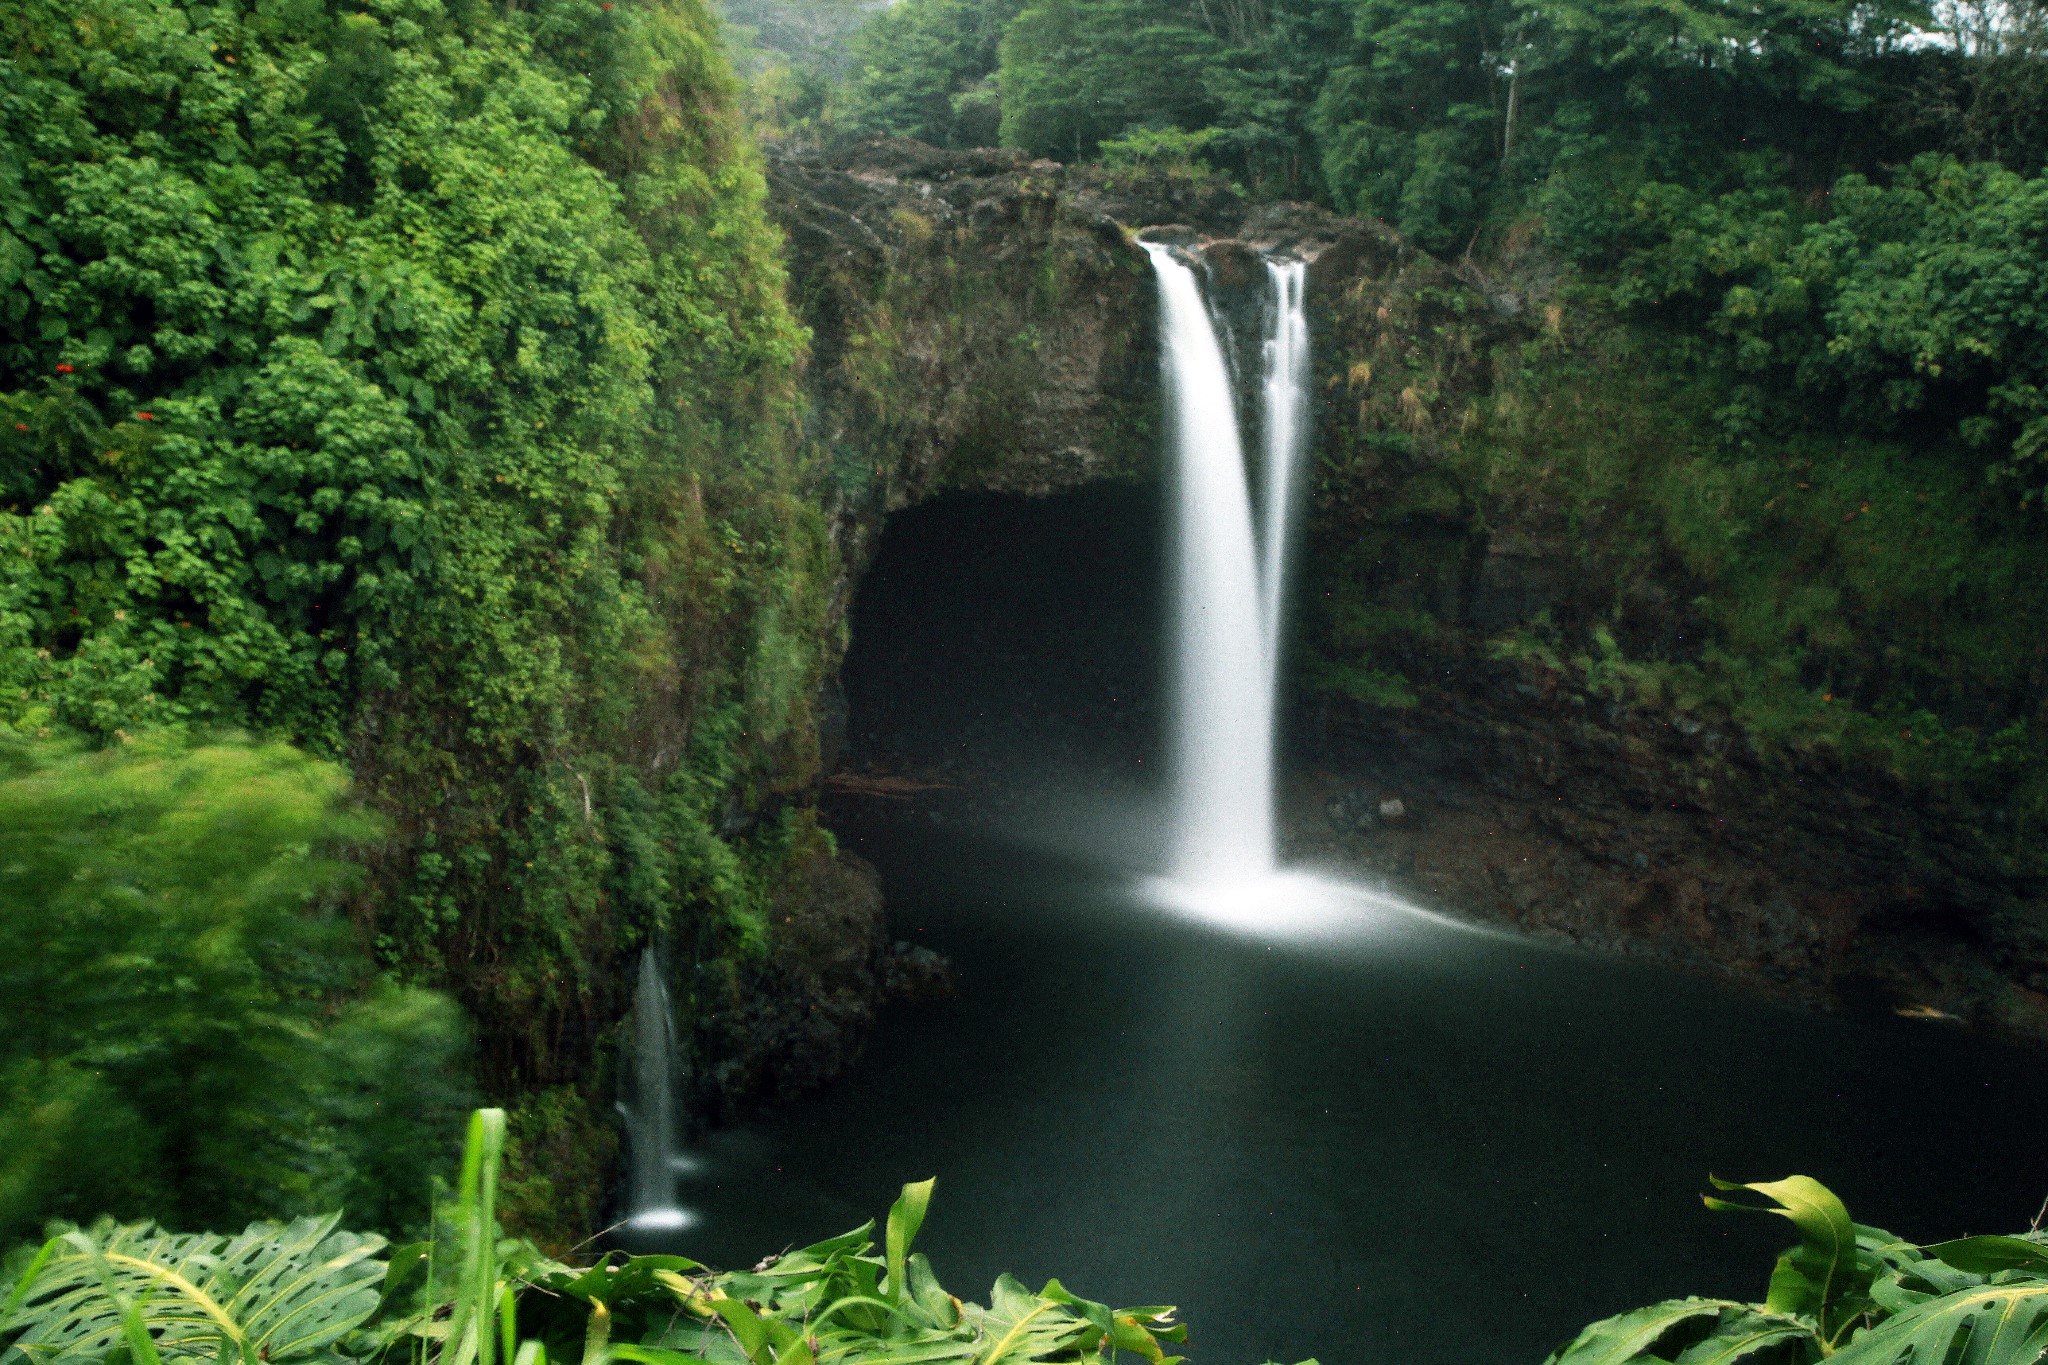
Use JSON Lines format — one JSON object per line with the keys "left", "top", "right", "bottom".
{"left": 621, "top": 948, "right": 693, "bottom": 1230}
{"left": 1257, "top": 259, "right": 1309, "bottom": 677}
{"left": 1147, "top": 244, "right": 1274, "bottom": 885}
{"left": 1145, "top": 245, "right": 1310, "bottom": 895}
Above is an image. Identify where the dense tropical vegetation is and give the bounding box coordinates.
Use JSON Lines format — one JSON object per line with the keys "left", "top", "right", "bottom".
{"left": 10, "top": 1114, "right": 2048, "bottom": 1365}
{"left": 1, "top": 0, "right": 844, "bottom": 1243}
{"left": 1549, "top": 1175, "right": 2048, "bottom": 1365}
{"left": 0, "top": 734, "right": 470, "bottom": 1245}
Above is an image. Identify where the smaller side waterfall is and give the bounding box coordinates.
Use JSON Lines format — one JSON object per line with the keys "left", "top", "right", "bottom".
{"left": 1257, "top": 258, "right": 1309, "bottom": 675}
{"left": 620, "top": 948, "right": 693, "bottom": 1231}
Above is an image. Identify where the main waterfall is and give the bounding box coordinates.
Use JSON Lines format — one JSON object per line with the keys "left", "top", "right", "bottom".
{"left": 1144, "top": 245, "right": 1310, "bottom": 898}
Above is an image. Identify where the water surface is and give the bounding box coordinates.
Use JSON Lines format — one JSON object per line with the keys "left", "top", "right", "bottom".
{"left": 672, "top": 811, "right": 2048, "bottom": 1365}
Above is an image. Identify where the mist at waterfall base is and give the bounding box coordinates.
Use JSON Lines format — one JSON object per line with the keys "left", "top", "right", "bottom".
{"left": 633, "top": 255, "right": 2048, "bottom": 1362}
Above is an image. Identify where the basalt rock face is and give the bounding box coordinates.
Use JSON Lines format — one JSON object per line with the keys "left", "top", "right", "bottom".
{"left": 767, "top": 141, "right": 1158, "bottom": 536}
{"left": 689, "top": 845, "right": 890, "bottom": 1122}
{"left": 1294, "top": 650, "right": 2047, "bottom": 1036}
{"left": 763, "top": 139, "right": 1394, "bottom": 556}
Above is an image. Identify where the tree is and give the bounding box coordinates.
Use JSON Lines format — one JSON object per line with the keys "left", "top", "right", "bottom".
{"left": 836, "top": 0, "right": 1024, "bottom": 145}
{"left": 0, "top": 734, "right": 471, "bottom": 1241}
{"left": 997, "top": 0, "right": 1223, "bottom": 159}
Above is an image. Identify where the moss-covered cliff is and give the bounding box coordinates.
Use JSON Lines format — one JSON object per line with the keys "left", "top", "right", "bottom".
{"left": 0, "top": 0, "right": 877, "bottom": 1242}
{"left": 1293, "top": 239, "right": 2048, "bottom": 1031}
{"left": 763, "top": 140, "right": 1166, "bottom": 567}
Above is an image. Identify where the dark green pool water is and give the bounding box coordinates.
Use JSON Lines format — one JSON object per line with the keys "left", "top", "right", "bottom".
{"left": 665, "top": 809, "right": 2048, "bottom": 1365}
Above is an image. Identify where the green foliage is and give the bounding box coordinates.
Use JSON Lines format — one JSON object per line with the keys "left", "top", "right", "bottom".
{"left": 1550, "top": 1174, "right": 2048, "bottom": 1365}
{"left": 1700, "top": 1176, "right": 1886, "bottom": 1345}
{"left": 836, "top": 0, "right": 1021, "bottom": 146}
{"left": 2, "top": 1113, "right": 1201, "bottom": 1365}
{"left": 0, "top": 734, "right": 471, "bottom": 1244}
{"left": 0, "top": 0, "right": 847, "bottom": 1177}
{"left": 1094, "top": 127, "right": 1221, "bottom": 178}
{"left": 495, "top": 1089, "right": 620, "bottom": 1256}
{"left": 0, "top": 1215, "right": 388, "bottom": 1365}
{"left": 996, "top": 0, "right": 1222, "bottom": 160}
{"left": 1600, "top": 153, "right": 2048, "bottom": 501}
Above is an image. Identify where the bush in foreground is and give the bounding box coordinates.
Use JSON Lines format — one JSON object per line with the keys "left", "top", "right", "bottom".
{"left": 0, "top": 734, "right": 472, "bottom": 1244}
{"left": 1550, "top": 1175, "right": 2048, "bottom": 1365}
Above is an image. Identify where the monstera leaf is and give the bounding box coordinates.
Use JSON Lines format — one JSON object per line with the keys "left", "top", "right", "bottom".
{"left": 1928, "top": 1236, "right": 2048, "bottom": 1277}
{"left": 1829, "top": 1280, "right": 2048, "bottom": 1365}
{"left": 1, "top": 1213, "right": 386, "bottom": 1364}
{"left": 1544, "top": 1297, "right": 1815, "bottom": 1365}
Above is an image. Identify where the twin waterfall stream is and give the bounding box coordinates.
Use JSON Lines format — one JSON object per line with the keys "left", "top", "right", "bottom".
{"left": 1147, "top": 244, "right": 1314, "bottom": 908}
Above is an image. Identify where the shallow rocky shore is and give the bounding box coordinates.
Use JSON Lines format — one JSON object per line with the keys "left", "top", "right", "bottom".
{"left": 1291, "top": 652, "right": 2048, "bottom": 1042}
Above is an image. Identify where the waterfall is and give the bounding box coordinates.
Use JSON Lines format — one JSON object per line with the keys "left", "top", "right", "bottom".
{"left": 1145, "top": 245, "right": 1309, "bottom": 894}
{"left": 621, "top": 948, "right": 692, "bottom": 1231}
{"left": 1258, "top": 259, "right": 1309, "bottom": 678}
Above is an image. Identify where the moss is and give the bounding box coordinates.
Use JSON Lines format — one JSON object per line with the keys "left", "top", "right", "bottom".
{"left": 498, "top": 1085, "right": 622, "bottom": 1256}
{"left": 1306, "top": 256, "right": 2048, "bottom": 873}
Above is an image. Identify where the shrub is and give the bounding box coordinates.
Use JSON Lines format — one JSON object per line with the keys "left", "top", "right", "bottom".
{"left": 0, "top": 734, "right": 471, "bottom": 1243}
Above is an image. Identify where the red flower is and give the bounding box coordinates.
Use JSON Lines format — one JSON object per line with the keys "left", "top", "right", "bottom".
{"left": 54, "top": 363, "right": 73, "bottom": 374}
{"left": 135, "top": 411, "right": 154, "bottom": 421}
{"left": 12, "top": 424, "right": 25, "bottom": 432}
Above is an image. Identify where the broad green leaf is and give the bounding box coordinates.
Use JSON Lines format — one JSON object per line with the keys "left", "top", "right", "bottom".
{"left": 1668, "top": 1316, "right": 1812, "bottom": 1365}
{"left": 2, "top": 1214, "right": 386, "bottom": 1363}
{"left": 1830, "top": 1280, "right": 2048, "bottom": 1365}
{"left": 713, "top": 1297, "right": 774, "bottom": 1363}
{"left": 544, "top": 1254, "right": 708, "bottom": 1310}
{"left": 1929, "top": 1237, "right": 2048, "bottom": 1277}
{"left": 962, "top": 1275, "right": 1093, "bottom": 1364}
{"left": 904, "top": 1254, "right": 959, "bottom": 1328}
{"left": 1545, "top": 1297, "right": 1812, "bottom": 1365}
{"left": 610, "top": 1346, "right": 706, "bottom": 1365}
{"left": 1705, "top": 1175, "right": 1870, "bottom": 1331}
